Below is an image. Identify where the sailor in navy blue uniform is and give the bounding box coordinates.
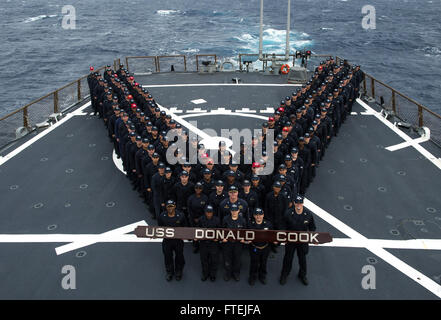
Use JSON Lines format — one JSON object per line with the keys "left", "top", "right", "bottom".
{"left": 264, "top": 181, "right": 288, "bottom": 231}
{"left": 219, "top": 185, "right": 249, "bottom": 222}
{"left": 160, "top": 167, "right": 175, "bottom": 209}
{"left": 222, "top": 203, "right": 247, "bottom": 282}
{"left": 143, "top": 152, "right": 159, "bottom": 211}
{"left": 197, "top": 205, "right": 221, "bottom": 282}
{"left": 171, "top": 170, "right": 195, "bottom": 219}
{"left": 250, "top": 175, "right": 266, "bottom": 208}
{"left": 247, "top": 208, "right": 273, "bottom": 285}
{"left": 208, "top": 180, "right": 227, "bottom": 217}
{"left": 187, "top": 182, "right": 209, "bottom": 253}
{"left": 151, "top": 162, "right": 166, "bottom": 219}
{"left": 280, "top": 195, "right": 316, "bottom": 286}
{"left": 239, "top": 180, "right": 259, "bottom": 214}
{"left": 158, "top": 200, "right": 187, "bottom": 281}
{"left": 200, "top": 168, "right": 215, "bottom": 196}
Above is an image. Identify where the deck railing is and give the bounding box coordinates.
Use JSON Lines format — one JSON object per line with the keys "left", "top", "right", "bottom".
{"left": 361, "top": 72, "right": 441, "bottom": 148}
{"left": 1, "top": 54, "right": 440, "bottom": 150}
{"left": 125, "top": 53, "right": 334, "bottom": 74}
{"left": 0, "top": 65, "right": 110, "bottom": 148}
{"left": 125, "top": 55, "right": 187, "bottom": 73}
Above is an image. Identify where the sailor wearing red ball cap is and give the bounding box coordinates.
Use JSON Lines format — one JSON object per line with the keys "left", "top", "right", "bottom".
{"left": 281, "top": 126, "right": 296, "bottom": 151}
{"left": 248, "top": 161, "right": 269, "bottom": 190}
{"left": 250, "top": 162, "right": 261, "bottom": 177}
{"left": 267, "top": 116, "right": 276, "bottom": 131}
{"left": 276, "top": 108, "right": 289, "bottom": 131}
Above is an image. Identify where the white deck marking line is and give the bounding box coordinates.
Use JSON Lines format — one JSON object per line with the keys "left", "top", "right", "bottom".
{"left": 169, "top": 107, "right": 183, "bottom": 114}
{"left": 0, "top": 101, "right": 91, "bottom": 166}
{"left": 142, "top": 83, "right": 301, "bottom": 88}
{"left": 211, "top": 107, "right": 228, "bottom": 113}
{"left": 304, "top": 198, "right": 441, "bottom": 299}
{"left": 112, "top": 149, "right": 126, "bottom": 174}
{"left": 155, "top": 103, "right": 237, "bottom": 155}
{"left": 187, "top": 107, "right": 207, "bottom": 113}
{"left": 156, "top": 103, "right": 211, "bottom": 140}
{"left": 350, "top": 112, "right": 358, "bottom": 115}
{"left": 0, "top": 234, "right": 159, "bottom": 243}
{"left": 0, "top": 235, "right": 441, "bottom": 249}
{"left": 180, "top": 112, "right": 268, "bottom": 121}
{"left": 259, "top": 107, "right": 275, "bottom": 114}
{"left": 385, "top": 127, "right": 431, "bottom": 151}
{"left": 357, "top": 98, "right": 441, "bottom": 170}
{"left": 54, "top": 220, "right": 148, "bottom": 255}
{"left": 236, "top": 108, "right": 256, "bottom": 113}
{"left": 191, "top": 99, "right": 207, "bottom": 104}
{"left": 318, "top": 238, "right": 441, "bottom": 250}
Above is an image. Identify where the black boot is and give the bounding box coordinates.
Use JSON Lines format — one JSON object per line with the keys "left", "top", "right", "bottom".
{"left": 298, "top": 274, "right": 308, "bottom": 286}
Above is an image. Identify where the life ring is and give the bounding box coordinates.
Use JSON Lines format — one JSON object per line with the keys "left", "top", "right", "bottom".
{"left": 281, "top": 64, "right": 290, "bottom": 74}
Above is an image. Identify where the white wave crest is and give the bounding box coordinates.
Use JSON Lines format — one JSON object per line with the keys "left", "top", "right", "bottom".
{"left": 421, "top": 46, "right": 441, "bottom": 57}
{"left": 182, "top": 48, "right": 200, "bottom": 53}
{"left": 233, "top": 28, "right": 313, "bottom": 53}
{"left": 292, "top": 40, "right": 313, "bottom": 47}
{"left": 234, "top": 33, "right": 255, "bottom": 42}
{"left": 23, "top": 14, "right": 57, "bottom": 23}
{"left": 156, "top": 10, "right": 180, "bottom": 16}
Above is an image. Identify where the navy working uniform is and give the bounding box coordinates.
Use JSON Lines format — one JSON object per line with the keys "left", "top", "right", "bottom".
{"left": 187, "top": 182, "right": 208, "bottom": 253}
{"left": 222, "top": 204, "right": 247, "bottom": 282}
{"left": 157, "top": 200, "right": 187, "bottom": 281}
{"left": 247, "top": 208, "right": 272, "bottom": 285}
{"left": 171, "top": 171, "right": 195, "bottom": 218}
{"left": 151, "top": 163, "right": 166, "bottom": 219}
{"left": 198, "top": 205, "right": 221, "bottom": 282}
{"left": 280, "top": 196, "right": 316, "bottom": 286}
{"left": 219, "top": 186, "right": 249, "bottom": 222}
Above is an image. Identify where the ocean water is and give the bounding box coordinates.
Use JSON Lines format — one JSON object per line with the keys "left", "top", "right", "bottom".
{"left": 0, "top": 0, "right": 440, "bottom": 116}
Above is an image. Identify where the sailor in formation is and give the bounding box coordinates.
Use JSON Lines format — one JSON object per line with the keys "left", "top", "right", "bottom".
{"left": 197, "top": 205, "right": 221, "bottom": 282}
{"left": 157, "top": 200, "right": 187, "bottom": 281}
{"left": 221, "top": 204, "right": 247, "bottom": 282}
{"left": 280, "top": 195, "right": 316, "bottom": 286}
{"left": 247, "top": 208, "right": 273, "bottom": 285}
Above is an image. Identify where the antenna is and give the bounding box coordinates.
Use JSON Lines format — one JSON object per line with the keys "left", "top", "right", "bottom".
{"left": 258, "top": 0, "right": 264, "bottom": 61}
{"left": 285, "top": 0, "right": 291, "bottom": 61}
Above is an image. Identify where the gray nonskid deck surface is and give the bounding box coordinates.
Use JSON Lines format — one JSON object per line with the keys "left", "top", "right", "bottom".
{"left": 136, "top": 71, "right": 292, "bottom": 86}
{"left": 147, "top": 86, "right": 293, "bottom": 111}
{"left": 0, "top": 115, "right": 150, "bottom": 234}
{"left": 0, "top": 72, "right": 440, "bottom": 299}
{"left": 385, "top": 249, "right": 441, "bottom": 286}
{"left": 0, "top": 244, "right": 435, "bottom": 300}
{"left": 305, "top": 102, "right": 441, "bottom": 241}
